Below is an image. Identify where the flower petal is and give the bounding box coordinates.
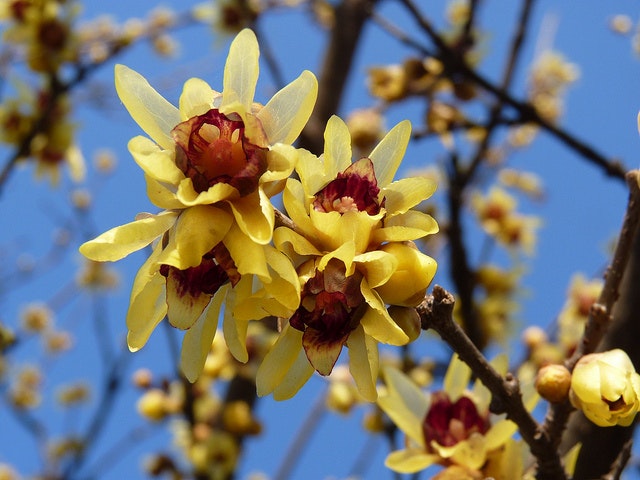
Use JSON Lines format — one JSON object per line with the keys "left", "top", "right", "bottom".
{"left": 227, "top": 188, "right": 274, "bottom": 245}
{"left": 222, "top": 28, "right": 259, "bottom": 115}
{"left": 369, "top": 120, "right": 411, "bottom": 187}
{"left": 261, "top": 143, "right": 298, "bottom": 185}
{"left": 257, "top": 70, "right": 318, "bottom": 145}
{"left": 165, "top": 267, "right": 212, "bottom": 330}
{"left": 353, "top": 250, "right": 397, "bottom": 288}
{"left": 372, "top": 210, "right": 439, "bottom": 243}
{"left": 385, "top": 449, "right": 439, "bottom": 474}
{"left": 324, "top": 115, "right": 353, "bottom": 175}
{"left": 224, "top": 223, "right": 269, "bottom": 280}
{"left": 129, "top": 136, "right": 184, "bottom": 185}
{"left": 347, "top": 325, "right": 378, "bottom": 401}
{"left": 378, "top": 366, "right": 429, "bottom": 446}
{"left": 80, "top": 211, "right": 179, "bottom": 262}
{"left": 179, "top": 77, "right": 214, "bottom": 120}
{"left": 180, "top": 286, "right": 227, "bottom": 382}
{"left": 444, "top": 353, "right": 472, "bottom": 402}
{"left": 175, "top": 178, "right": 239, "bottom": 206}
{"left": 383, "top": 176, "right": 437, "bottom": 214}
{"left": 273, "top": 350, "right": 315, "bottom": 401}
{"left": 223, "top": 276, "right": 253, "bottom": 362}
{"left": 115, "top": 64, "right": 180, "bottom": 150}
{"left": 360, "top": 279, "right": 409, "bottom": 345}
{"left": 256, "top": 324, "right": 304, "bottom": 396}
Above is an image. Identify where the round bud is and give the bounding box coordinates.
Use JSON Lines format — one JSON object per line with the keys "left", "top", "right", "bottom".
{"left": 535, "top": 364, "right": 571, "bottom": 403}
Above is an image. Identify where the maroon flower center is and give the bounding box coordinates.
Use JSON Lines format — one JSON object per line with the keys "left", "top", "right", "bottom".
{"left": 290, "top": 259, "right": 366, "bottom": 375}
{"left": 172, "top": 109, "right": 268, "bottom": 195}
{"left": 422, "top": 392, "right": 490, "bottom": 448}
{"left": 313, "top": 158, "right": 384, "bottom": 215}
{"left": 159, "top": 242, "right": 241, "bottom": 298}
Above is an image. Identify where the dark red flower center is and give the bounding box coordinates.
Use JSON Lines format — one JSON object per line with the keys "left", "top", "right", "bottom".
{"left": 313, "top": 158, "right": 384, "bottom": 215}
{"left": 159, "top": 242, "right": 241, "bottom": 298}
{"left": 290, "top": 259, "right": 366, "bottom": 375}
{"left": 422, "top": 392, "right": 490, "bottom": 448}
{"left": 172, "top": 109, "right": 268, "bottom": 196}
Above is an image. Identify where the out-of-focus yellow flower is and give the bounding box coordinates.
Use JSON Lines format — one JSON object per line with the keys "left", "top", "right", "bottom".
{"left": 377, "top": 354, "right": 532, "bottom": 475}
{"left": 255, "top": 116, "right": 437, "bottom": 401}
{"left": 80, "top": 29, "right": 317, "bottom": 381}
{"left": 528, "top": 51, "right": 579, "bottom": 122}
{"left": 557, "top": 273, "right": 603, "bottom": 354}
{"left": 570, "top": 349, "right": 640, "bottom": 427}
{"left": 20, "top": 302, "right": 53, "bottom": 333}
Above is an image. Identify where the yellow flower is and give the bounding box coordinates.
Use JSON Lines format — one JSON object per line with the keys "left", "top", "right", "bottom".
{"left": 377, "top": 354, "right": 530, "bottom": 475}
{"left": 255, "top": 116, "right": 438, "bottom": 401}
{"left": 570, "top": 349, "right": 640, "bottom": 427}
{"left": 80, "top": 28, "right": 316, "bottom": 381}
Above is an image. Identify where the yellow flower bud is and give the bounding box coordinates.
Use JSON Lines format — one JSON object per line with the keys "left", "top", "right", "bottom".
{"left": 137, "top": 389, "right": 168, "bottom": 422}
{"left": 535, "top": 364, "right": 571, "bottom": 403}
{"left": 570, "top": 349, "right": 640, "bottom": 427}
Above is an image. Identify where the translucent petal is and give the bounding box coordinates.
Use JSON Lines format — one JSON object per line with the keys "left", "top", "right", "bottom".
{"left": 114, "top": 64, "right": 180, "bottom": 150}
{"left": 347, "top": 325, "right": 378, "bottom": 401}
{"left": 323, "top": 115, "right": 352, "bottom": 175}
{"left": 485, "top": 420, "right": 518, "bottom": 451}
{"left": 261, "top": 143, "right": 298, "bottom": 185}
{"left": 273, "top": 349, "right": 315, "bottom": 401}
{"left": 223, "top": 276, "right": 253, "bottom": 362}
{"left": 444, "top": 353, "right": 471, "bottom": 401}
{"left": 129, "top": 136, "right": 183, "bottom": 185}
{"left": 378, "top": 367, "right": 429, "bottom": 446}
{"left": 383, "top": 176, "right": 437, "bottom": 214}
{"left": 79, "top": 211, "right": 178, "bottom": 262}
{"left": 126, "top": 264, "right": 166, "bottom": 351}
{"left": 224, "top": 223, "right": 269, "bottom": 281}
{"left": 256, "top": 324, "right": 304, "bottom": 396}
{"left": 360, "top": 280, "right": 409, "bottom": 345}
{"left": 384, "top": 449, "right": 438, "bottom": 474}
{"left": 222, "top": 28, "right": 259, "bottom": 115}
{"left": 228, "top": 188, "right": 274, "bottom": 245}
{"left": 295, "top": 148, "right": 328, "bottom": 199}
{"left": 180, "top": 286, "right": 227, "bottom": 382}
{"left": 282, "top": 178, "right": 315, "bottom": 237}
{"left": 165, "top": 268, "right": 211, "bottom": 330}
{"left": 369, "top": 120, "right": 411, "bottom": 187}
{"left": 179, "top": 77, "right": 214, "bottom": 120}
{"left": 257, "top": 70, "right": 318, "bottom": 145}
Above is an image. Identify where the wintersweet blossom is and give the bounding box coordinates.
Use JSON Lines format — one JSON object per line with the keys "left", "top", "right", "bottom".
{"left": 570, "top": 349, "right": 640, "bottom": 427}
{"left": 255, "top": 116, "right": 438, "bottom": 401}
{"left": 377, "top": 354, "right": 532, "bottom": 476}
{"left": 80, "top": 28, "right": 317, "bottom": 381}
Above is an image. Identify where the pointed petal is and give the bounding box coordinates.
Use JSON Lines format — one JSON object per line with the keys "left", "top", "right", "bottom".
{"left": 378, "top": 366, "right": 429, "bottom": 446}
{"left": 262, "top": 245, "right": 301, "bottom": 311}
{"left": 145, "top": 175, "right": 184, "bottom": 210}
{"left": 256, "top": 324, "right": 304, "bottom": 396}
{"left": 223, "top": 276, "right": 253, "bottom": 362}
{"left": 261, "top": 143, "right": 298, "bottom": 185}
{"left": 129, "top": 136, "right": 184, "bottom": 185}
{"left": 383, "top": 176, "right": 437, "bottom": 214}
{"left": 115, "top": 64, "right": 180, "bottom": 150}
{"left": 180, "top": 286, "right": 226, "bottom": 382}
{"left": 369, "top": 120, "right": 411, "bottom": 187}
{"left": 360, "top": 280, "right": 409, "bottom": 345}
{"left": 228, "top": 189, "right": 274, "bottom": 245}
{"left": 179, "top": 77, "right": 214, "bottom": 120}
{"left": 444, "top": 353, "right": 472, "bottom": 401}
{"left": 485, "top": 420, "right": 518, "bottom": 451}
{"left": 282, "top": 178, "right": 315, "bottom": 238}
{"left": 295, "top": 147, "right": 328, "bottom": 198}
{"left": 175, "top": 178, "right": 239, "bottom": 207}
{"left": 373, "top": 210, "right": 439, "bottom": 243}
{"left": 347, "top": 325, "right": 378, "bottom": 401}
{"left": 273, "top": 350, "right": 315, "bottom": 401}
{"left": 353, "top": 250, "right": 397, "bottom": 288}
{"left": 222, "top": 28, "right": 259, "bottom": 115}
{"left": 273, "top": 226, "right": 322, "bottom": 260}
{"left": 324, "top": 115, "right": 352, "bottom": 175}
{"left": 302, "top": 326, "right": 346, "bottom": 376}
{"left": 79, "top": 211, "right": 178, "bottom": 262}
{"left": 258, "top": 70, "right": 318, "bottom": 145}
{"left": 385, "top": 449, "right": 439, "bottom": 474}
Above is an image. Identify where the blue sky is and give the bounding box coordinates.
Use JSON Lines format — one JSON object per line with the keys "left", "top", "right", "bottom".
{"left": 2, "top": 0, "right": 640, "bottom": 478}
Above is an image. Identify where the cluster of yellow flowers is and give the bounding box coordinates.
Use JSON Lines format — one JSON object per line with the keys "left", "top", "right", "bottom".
{"left": 80, "top": 29, "right": 439, "bottom": 402}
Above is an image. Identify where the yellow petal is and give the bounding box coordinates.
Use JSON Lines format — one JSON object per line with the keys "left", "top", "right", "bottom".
{"left": 129, "top": 136, "right": 184, "bottom": 185}
{"left": 360, "top": 279, "right": 409, "bottom": 345}
{"left": 228, "top": 188, "right": 274, "bottom": 245}
{"left": 261, "top": 143, "right": 298, "bottom": 185}
{"left": 323, "top": 115, "right": 352, "bottom": 175}
{"left": 179, "top": 77, "right": 214, "bottom": 120}
{"left": 383, "top": 176, "right": 437, "bottom": 214}
{"left": 80, "top": 211, "right": 179, "bottom": 262}
{"left": 257, "top": 70, "right": 318, "bottom": 145}
{"left": 223, "top": 276, "right": 253, "bottom": 362}
{"left": 444, "top": 353, "right": 472, "bottom": 402}
{"left": 317, "top": 241, "right": 356, "bottom": 276}
{"left": 484, "top": 420, "right": 518, "bottom": 451}
{"left": 295, "top": 148, "right": 328, "bottom": 199}
{"left": 433, "top": 434, "right": 487, "bottom": 471}
{"left": 114, "top": 64, "right": 180, "bottom": 150}
{"left": 126, "top": 267, "right": 167, "bottom": 351}
{"left": 222, "top": 29, "right": 259, "bottom": 115}
{"left": 385, "top": 449, "right": 439, "bottom": 474}
{"left": 175, "top": 177, "right": 239, "bottom": 206}
{"left": 282, "top": 178, "right": 315, "bottom": 238}
{"left": 353, "top": 250, "right": 397, "bottom": 288}
{"left": 256, "top": 324, "right": 304, "bottom": 396}
{"left": 347, "top": 325, "right": 378, "bottom": 401}
{"left": 161, "top": 205, "right": 233, "bottom": 269}
{"left": 273, "top": 349, "right": 315, "bottom": 401}
{"left": 165, "top": 267, "right": 211, "bottom": 330}
{"left": 144, "top": 176, "right": 184, "bottom": 210}
{"left": 309, "top": 209, "right": 379, "bottom": 253}
{"left": 372, "top": 211, "right": 439, "bottom": 243}
{"left": 273, "top": 226, "right": 322, "bottom": 260}
{"left": 262, "top": 245, "right": 301, "bottom": 311}
{"left": 369, "top": 120, "right": 411, "bottom": 187}
{"left": 180, "top": 286, "right": 227, "bottom": 382}
{"left": 378, "top": 366, "right": 429, "bottom": 446}
{"left": 66, "top": 144, "right": 85, "bottom": 183}
{"left": 224, "top": 223, "right": 269, "bottom": 280}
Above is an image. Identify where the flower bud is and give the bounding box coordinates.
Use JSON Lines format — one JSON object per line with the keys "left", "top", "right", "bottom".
{"left": 137, "top": 388, "right": 168, "bottom": 422}
{"left": 535, "top": 364, "right": 571, "bottom": 403}
{"left": 570, "top": 349, "right": 640, "bottom": 427}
